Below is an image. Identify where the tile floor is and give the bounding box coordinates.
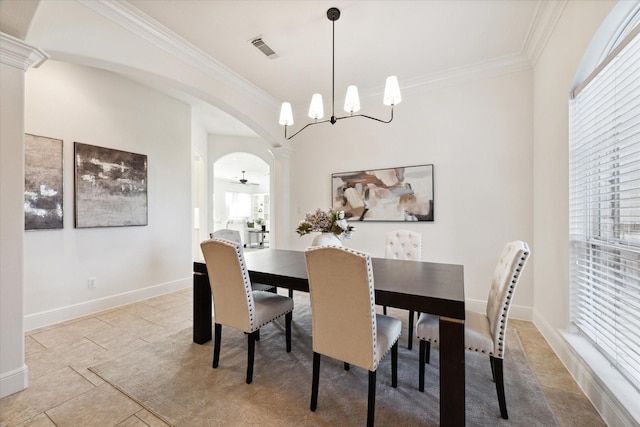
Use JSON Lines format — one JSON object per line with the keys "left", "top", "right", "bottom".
{"left": 1, "top": 288, "right": 605, "bottom": 426}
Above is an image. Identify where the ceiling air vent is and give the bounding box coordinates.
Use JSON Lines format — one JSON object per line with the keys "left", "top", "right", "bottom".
{"left": 251, "top": 37, "right": 278, "bottom": 59}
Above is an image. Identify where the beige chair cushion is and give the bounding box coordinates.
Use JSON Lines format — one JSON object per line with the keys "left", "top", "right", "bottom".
{"left": 385, "top": 230, "right": 422, "bottom": 261}
{"left": 252, "top": 290, "right": 294, "bottom": 330}
{"left": 416, "top": 241, "right": 530, "bottom": 359}
{"left": 200, "top": 238, "right": 293, "bottom": 334}
{"left": 416, "top": 310, "right": 493, "bottom": 354}
{"left": 305, "top": 246, "right": 401, "bottom": 371}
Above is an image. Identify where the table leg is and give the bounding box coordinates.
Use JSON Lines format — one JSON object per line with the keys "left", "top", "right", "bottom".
{"left": 193, "top": 271, "right": 212, "bottom": 344}
{"left": 439, "top": 316, "right": 465, "bottom": 426}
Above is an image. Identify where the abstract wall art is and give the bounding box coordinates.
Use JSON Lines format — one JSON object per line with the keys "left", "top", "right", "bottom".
{"left": 74, "top": 142, "right": 148, "bottom": 228}
{"left": 24, "top": 134, "right": 64, "bottom": 230}
{"left": 332, "top": 164, "right": 434, "bottom": 222}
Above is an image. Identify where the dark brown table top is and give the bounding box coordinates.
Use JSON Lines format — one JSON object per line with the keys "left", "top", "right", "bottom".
{"left": 197, "top": 248, "right": 464, "bottom": 320}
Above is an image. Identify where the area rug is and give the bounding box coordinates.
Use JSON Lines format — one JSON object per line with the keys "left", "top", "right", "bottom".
{"left": 90, "top": 294, "right": 558, "bottom": 426}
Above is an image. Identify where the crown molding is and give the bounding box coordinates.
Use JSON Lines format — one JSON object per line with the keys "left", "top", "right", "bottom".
{"left": 0, "top": 32, "right": 48, "bottom": 71}
{"left": 77, "top": 0, "right": 279, "bottom": 110}
{"left": 522, "top": 0, "right": 568, "bottom": 66}
{"left": 397, "top": 53, "right": 532, "bottom": 94}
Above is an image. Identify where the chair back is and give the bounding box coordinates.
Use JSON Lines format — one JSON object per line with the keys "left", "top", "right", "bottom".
{"left": 385, "top": 230, "right": 422, "bottom": 261}
{"left": 200, "top": 238, "right": 255, "bottom": 332}
{"left": 211, "top": 229, "right": 242, "bottom": 245}
{"left": 305, "top": 246, "right": 379, "bottom": 371}
{"left": 486, "top": 241, "right": 531, "bottom": 358}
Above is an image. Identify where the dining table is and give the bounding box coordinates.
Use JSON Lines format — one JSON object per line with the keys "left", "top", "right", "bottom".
{"left": 193, "top": 248, "right": 465, "bottom": 426}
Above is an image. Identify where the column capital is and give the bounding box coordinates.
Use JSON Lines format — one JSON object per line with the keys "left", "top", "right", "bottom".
{"left": 270, "top": 146, "right": 293, "bottom": 160}
{"left": 0, "top": 32, "right": 48, "bottom": 71}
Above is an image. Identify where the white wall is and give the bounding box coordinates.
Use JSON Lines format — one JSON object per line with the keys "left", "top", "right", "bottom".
{"left": 289, "top": 69, "right": 534, "bottom": 316}
{"left": 23, "top": 61, "right": 193, "bottom": 329}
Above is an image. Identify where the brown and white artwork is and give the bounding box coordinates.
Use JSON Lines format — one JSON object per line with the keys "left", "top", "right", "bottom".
{"left": 24, "top": 134, "right": 64, "bottom": 230}
{"left": 332, "top": 164, "right": 434, "bottom": 222}
{"left": 74, "top": 142, "right": 148, "bottom": 228}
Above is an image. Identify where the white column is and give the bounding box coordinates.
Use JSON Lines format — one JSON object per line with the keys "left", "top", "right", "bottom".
{"left": 0, "top": 32, "right": 47, "bottom": 398}
{"left": 271, "top": 147, "right": 292, "bottom": 249}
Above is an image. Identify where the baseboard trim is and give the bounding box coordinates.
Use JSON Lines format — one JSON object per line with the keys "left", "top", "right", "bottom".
{"left": 532, "top": 309, "right": 639, "bottom": 426}
{"left": 0, "top": 364, "right": 29, "bottom": 399}
{"left": 24, "top": 277, "right": 191, "bottom": 332}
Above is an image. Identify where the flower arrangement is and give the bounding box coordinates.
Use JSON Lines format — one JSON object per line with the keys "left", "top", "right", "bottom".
{"left": 296, "top": 208, "right": 355, "bottom": 239}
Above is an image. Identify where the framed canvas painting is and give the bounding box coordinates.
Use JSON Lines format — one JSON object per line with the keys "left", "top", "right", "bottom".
{"left": 331, "top": 164, "right": 434, "bottom": 221}
{"left": 24, "top": 134, "right": 64, "bottom": 230}
{"left": 74, "top": 142, "right": 148, "bottom": 228}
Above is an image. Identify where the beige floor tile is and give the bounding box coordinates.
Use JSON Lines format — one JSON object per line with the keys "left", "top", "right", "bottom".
{"left": 115, "top": 415, "right": 149, "bottom": 427}
{"left": 29, "top": 325, "right": 85, "bottom": 350}
{"left": 0, "top": 366, "right": 94, "bottom": 425}
{"left": 86, "top": 325, "right": 148, "bottom": 354}
{"left": 542, "top": 386, "right": 606, "bottom": 427}
{"left": 26, "top": 338, "right": 108, "bottom": 379}
{"left": 24, "top": 336, "right": 46, "bottom": 355}
{"left": 99, "top": 317, "right": 167, "bottom": 342}
{"left": 142, "top": 303, "right": 191, "bottom": 327}
{"left": 62, "top": 316, "right": 112, "bottom": 336}
{"left": 70, "top": 364, "right": 106, "bottom": 387}
{"left": 45, "top": 383, "right": 141, "bottom": 427}
{"left": 133, "top": 409, "right": 171, "bottom": 427}
{"left": 14, "top": 413, "right": 56, "bottom": 427}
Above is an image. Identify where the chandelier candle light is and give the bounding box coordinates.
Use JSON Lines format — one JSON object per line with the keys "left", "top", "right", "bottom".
{"left": 278, "top": 7, "right": 402, "bottom": 140}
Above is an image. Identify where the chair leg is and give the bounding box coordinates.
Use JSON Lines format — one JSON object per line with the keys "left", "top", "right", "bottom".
{"left": 285, "top": 312, "right": 292, "bottom": 352}
{"left": 213, "top": 323, "right": 222, "bottom": 368}
{"left": 344, "top": 362, "right": 350, "bottom": 371}
{"left": 367, "top": 370, "right": 376, "bottom": 427}
{"left": 288, "top": 289, "right": 293, "bottom": 298}
{"left": 426, "top": 340, "right": 431, "bottom": 364}
{"left": 419, "top": 339, "right": 426, "bottom": 392}
{"left": 311, "top": 352, "right": 321, "bottom": 411}
{"left": 255, "top": 329, "right": 260, "bottom": 341}
{"left": 490, "top": 356, "right": 496, "bottom": 382}
{"left": 408, "top": 310, "right": 414, "bottom": 350}
{"left": 383, "top": 305, "right": 387, "bottom": 315}
{"left": 246, "top": 331, "right": 257, "bottom": 384}
{"left": 491, "top": 356, "right": 508, "bottom": 419}
{"left": 391, "top": 341, "right": 398, "bottom": 388}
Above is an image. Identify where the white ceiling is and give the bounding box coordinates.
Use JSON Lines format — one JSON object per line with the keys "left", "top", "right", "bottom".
{"left": 1, "top": 0, "right": 558, "bottom": 185}
{"left": 126, "top": 0, "right": 543, "bottom": 109}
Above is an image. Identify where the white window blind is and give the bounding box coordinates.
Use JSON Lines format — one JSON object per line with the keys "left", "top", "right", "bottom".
{"left": 569, "top": 27, "right": 640, "bottom": 391}
{"left": 224, "top": 191, "right": 251, "bottom": 220}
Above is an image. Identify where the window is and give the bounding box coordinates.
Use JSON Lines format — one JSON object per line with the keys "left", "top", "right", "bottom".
{"left": 569, "top": 26, "right": 640, "bottom": 391}
{"left": 225, "top": 191, "right": 251, "bottom": 220}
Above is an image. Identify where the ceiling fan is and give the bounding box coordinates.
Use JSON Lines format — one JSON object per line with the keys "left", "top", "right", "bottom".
{"left": 232, "top": 171, "right": 259, "bottom": 185}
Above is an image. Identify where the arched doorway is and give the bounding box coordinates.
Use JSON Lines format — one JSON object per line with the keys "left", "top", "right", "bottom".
{"left": 213, "top": 152, "right": 270, "bottom": 248}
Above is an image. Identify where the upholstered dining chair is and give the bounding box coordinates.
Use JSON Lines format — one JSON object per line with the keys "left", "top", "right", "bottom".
{"left": 416, "top": 240, "right": 530, "bottom": 419}
{"left": 305, "top": 246, "right": 402, "bottom": 427}
{"left": 200, "top": 238, "right": 293, "bottom": 384}
{"left": 384, "top": 229, "right": 423, "bottom": 350}
{"left": 210, "top": 229, "right": 275, "bottom": 293}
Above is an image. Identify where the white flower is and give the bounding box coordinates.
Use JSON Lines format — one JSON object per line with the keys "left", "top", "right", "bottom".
{"left": 338, "top": 211, "right": 345, "bottom": 220}
{"left": 337, "top": 219, "right": 348, "bottom": 230}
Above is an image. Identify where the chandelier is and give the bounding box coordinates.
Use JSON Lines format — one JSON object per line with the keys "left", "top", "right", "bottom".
{"left": 278, "top": 7, "right": 402, "bottom": 140}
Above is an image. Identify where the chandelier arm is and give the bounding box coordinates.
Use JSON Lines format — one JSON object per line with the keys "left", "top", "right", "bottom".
{"left": 285, "top": 118, "right": 332, "bottom": 140}
{"left": 334, "top": 105, "right": 395, "bottom": 124}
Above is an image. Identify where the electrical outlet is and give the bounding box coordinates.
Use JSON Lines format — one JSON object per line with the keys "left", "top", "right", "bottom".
{"left": 88, "top": 277, "right": 96, "bottom": 289}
